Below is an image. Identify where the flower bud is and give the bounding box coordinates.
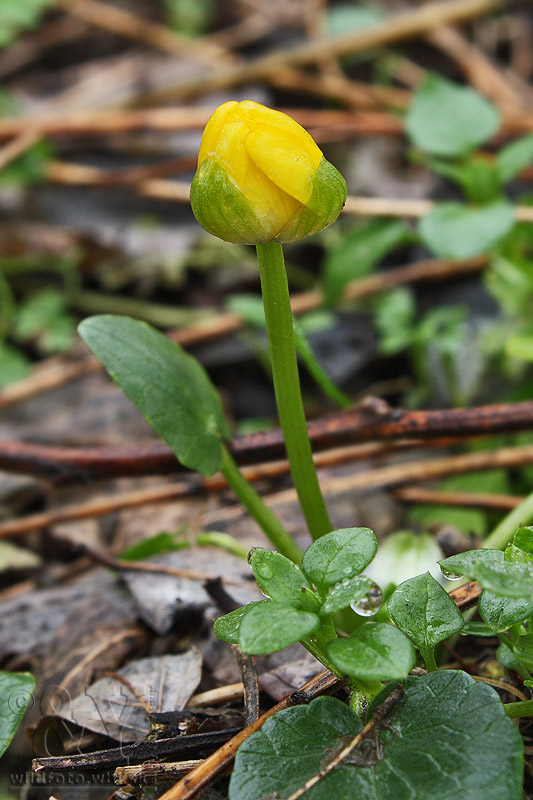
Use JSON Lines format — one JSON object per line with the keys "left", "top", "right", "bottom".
{"left": 190, "top": 100, "right": 347, "bottom": 245}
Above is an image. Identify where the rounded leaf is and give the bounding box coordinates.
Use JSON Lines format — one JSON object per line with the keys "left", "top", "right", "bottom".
{"left": 239, "top": 601, "right": 320, "bottom": 655}
{"left": 406, "top": 75, "right": 500, "bottom": 157}
{"left": 213, "top": 601, "right": 270, "bottom": 644}
{"left": 302, "top": 527, "right": 377, "bottom": 589}
{"left": 249, "top": 549, "right": 314, "bottom": 609}
{"left": 327, "top": 622, "right": 416, "bottom": 681}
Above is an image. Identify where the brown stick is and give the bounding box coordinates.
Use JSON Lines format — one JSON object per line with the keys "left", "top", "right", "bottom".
{"left": 448, "top": 581, "right": 482, "bottom": 609}
{"left": 267, "top": 444, "right": 533, "bottom": 502}
{"left": 1, "top": 397, "right": 532, "bottom": 484}
{"left": 393, "top": 485, "right": 524, "bottom": 511}
{"left": 115, "top": 762, "right": 205, "bottom": 787}
{"left": 0, "top": 441, "right": 418, "bottom": 537}
{"left": 57, "top": 0, "right": 232, "bottom": 63}
{"left": 3, "top": 437, "right": 533, "bottom": 539}
{"left": 43, "top": 162, "right": 533, "bottom": 222}
{"left": 145, "top": 0, "right": 502, "bottom": 101}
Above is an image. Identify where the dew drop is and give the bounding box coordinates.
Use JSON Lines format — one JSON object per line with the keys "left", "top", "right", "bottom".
{"left": 343, "top": 567, "right": 353, "bottom": 575}
{"left": 440, "top": 567, "right": 463, "bottom": 581}
{"left": 258, "top": 565, "right": 274, "bottom": 579}
{"left": 350, "top": 582, "right": 383, "bottom": 617}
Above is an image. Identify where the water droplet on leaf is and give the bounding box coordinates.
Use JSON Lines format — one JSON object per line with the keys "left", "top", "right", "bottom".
{"left": 440, "top": 567, "right": 463, "bottom": 581}
{"left": 350, "top": 582, "right": 383, "bottom": 617}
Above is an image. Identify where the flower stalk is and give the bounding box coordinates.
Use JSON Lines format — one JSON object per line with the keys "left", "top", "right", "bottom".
{"left": 256, "top": 242, "right": 332, "bottom": 541}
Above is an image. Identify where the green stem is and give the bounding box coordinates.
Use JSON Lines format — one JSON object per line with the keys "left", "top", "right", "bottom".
{"left": 348, "top": 678, "right": 384, "bottom": 719}
{"left": 256, "top": 242, "right": 332, "bottom": 541}
{"left": 504, "top": 700, "right": 533, "bottom": 719}
{"left": 421, "top": 647, "right": 438, "bottom": 673}
{"left": 301, "top": 636, "right": 342, "bottom": 679}
{"left": 220, "top": 446, "right": 302, "bottom": 564}
{"left": 484, "top": 489, "right": 533, "bottom": 550}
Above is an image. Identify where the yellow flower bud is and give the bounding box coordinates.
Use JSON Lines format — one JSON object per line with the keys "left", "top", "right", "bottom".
{"left": 190, "top": 100, "right": 347, "bottom": 245}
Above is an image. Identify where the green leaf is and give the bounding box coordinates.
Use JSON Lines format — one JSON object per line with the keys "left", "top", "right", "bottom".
{"left": 479, "top": 590, "right": 533, "bottom": 633}
{"left": 229, "top": 671, "right": 523, "bottom": 800}
{"left": 506, "top": 333, "right": 533, "bottom": 362}
{"left": 249, "top": 548, "right": 314, "bottom": 609}
{"left": 302, "top": 527, "right": 377, "bottom": 589}
{"left": 164, "top": 0, "right": 213, "bottom": 38}
{"left": 14, "top": 289, "right": 76, "bottom": 355}
{"left": 119, "top": 530, "right": 188, "bottom": 561}
{"left": 327, "top": 622, "right": 416, "bottom": 681}
{"left": 406, "top": 75, "right": 500, "bottom": 157}
{"left": 238, "top": 601, "right": 320, "bottom": 655}
{"left": 512, "top": 526, "right": 533, "bottom": 558}
{"left": 0, "top": 671, "right": 35, "bottom": 758}
{"left": 213, "top": 601, "right": 270, "bottom": 644}
{"left": 497, "top": 643, "right": 523, "bottom": 672}
{"left": 0, "top": 0, "right": 52, "bottom": 46}
{"left": 78, "top": 315, "right": 230, "bottom": 476}
{"left": 462, "top": 621, "right": 494, "bottom": 637}
{"left": 372, "top": 287, "right": 416, "bottom": 355}
{"left": 327, "top": 5, "right": 385, "bottom": 37}
{"left": 388, "top": 573, "right": 464, "bottom": 666}
{"left": 320, "top": 575, "right": 375, "bottom": 615}
{"left": 505, "top": 542, "right": 533, "bottom": 565}
{"left": 323, "top": 219, "right": 410, "bottom": 306}
{"left": 497, "top": 134, "right": 533, "bottom": 183}
{"left": 512, "top": 634, "right": 533, "bottom": 670}
{"left": 440, "top": 549, "right": 533, "bottom": 598}
{"left": 440, "top": 549, "right": 504, "bottom": 579}
{"left": 419, "top": 201, "right": 515, "bottom": 259}
{"left": 0, "top": 342, "right": 30, "bottom": 388}
{"left": 430, "top": 156, "right": 502, "bottom": 204}
{"left": 0, "top": 139, "right": 53, "bottom": 186}
{"left": 477, "top": 561, "right": 533, "bottom": 598}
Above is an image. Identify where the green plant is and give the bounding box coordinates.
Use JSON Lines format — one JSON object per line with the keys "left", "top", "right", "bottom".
{"left": 76, "top": 102, "right": 529, "bottom": 798}
{"left": 0, "top": 671, "right": 35, "bottom": 760}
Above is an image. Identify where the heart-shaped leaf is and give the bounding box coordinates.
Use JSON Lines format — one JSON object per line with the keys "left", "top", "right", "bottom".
{"left": 388, "top": 573, "right": 463, "bottom": 667}
{"left": 78, "top": 315, "right": 231, "bottom": 476}
{"left": 229, "top": 671, "right": 523, "bottom": 800}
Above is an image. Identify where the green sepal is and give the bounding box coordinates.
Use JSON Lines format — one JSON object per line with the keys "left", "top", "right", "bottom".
{"left": 191, "top": 159, "right": 271, "bottom": 244}
{"left": 275, "top": 158, "right": 347, "bottom": 243}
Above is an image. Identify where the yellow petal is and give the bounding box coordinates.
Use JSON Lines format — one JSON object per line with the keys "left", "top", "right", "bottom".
{"left": 239, "top": 101, "right": 323, "bottom": 164}
{"left": 205, "top": 118, "right": 300, "bottom": 233}
{"left": 198, "top": 101, "right": 239, "bottom": 165}
{"left": 244, "top": 123, "right": 320, "bottom": 205}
